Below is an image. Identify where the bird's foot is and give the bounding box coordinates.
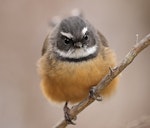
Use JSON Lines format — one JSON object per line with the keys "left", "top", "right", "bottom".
{"left": 89, "top": 87, "right": 103, "bottom": 101}
{"left": 63, "top": 102, "right": 76, "bottom": 125}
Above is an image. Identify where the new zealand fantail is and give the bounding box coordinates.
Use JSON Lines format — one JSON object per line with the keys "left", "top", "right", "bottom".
{"left": 37, "top": 15, "right": 119, "bottom": 123}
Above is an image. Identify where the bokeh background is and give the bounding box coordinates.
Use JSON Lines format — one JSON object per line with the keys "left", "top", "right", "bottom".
{"left": 0, "top": 0, "right": 150, "bottom": 128}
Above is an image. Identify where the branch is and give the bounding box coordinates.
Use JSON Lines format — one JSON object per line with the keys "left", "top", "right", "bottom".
{"left": 54, "top": 34, "right": 150, "bottom": 128}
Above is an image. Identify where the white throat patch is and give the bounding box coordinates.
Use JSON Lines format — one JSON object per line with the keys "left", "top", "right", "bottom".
{"left": 56, "top": 45, "right": 97, "bottom": 59}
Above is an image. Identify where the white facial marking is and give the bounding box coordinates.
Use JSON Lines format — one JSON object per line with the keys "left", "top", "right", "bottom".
{"left": 60, "top": 31, "right": 73, "bottom": 39}
{"left": 56, "top": 45, "right": 97, "bottom": 59}
{"left": 82, "top": 27, "right": 88, "bottom": 35}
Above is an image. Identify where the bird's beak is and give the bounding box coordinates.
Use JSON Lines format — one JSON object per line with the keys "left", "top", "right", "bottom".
{"left": 74, "top": 42, "right": 82, "bottom": 48}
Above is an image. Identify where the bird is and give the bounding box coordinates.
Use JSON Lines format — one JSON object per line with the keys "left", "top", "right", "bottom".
{"left": 37, "top": 15, "right": 119, "bottom": 124}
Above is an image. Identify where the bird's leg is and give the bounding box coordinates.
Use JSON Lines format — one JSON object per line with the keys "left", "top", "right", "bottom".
{"left": 63, "top": 102, "right": 76, "bottom": 125}
{"left": 89, "top": 86, "right": 103, "bottom": 101}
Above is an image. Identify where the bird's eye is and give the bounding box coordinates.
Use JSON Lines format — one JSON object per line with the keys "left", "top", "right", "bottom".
{"left": 83, "top": 34, "right": 88, "bottom": 40}
{"left": 64, "top": 37, "right": 72, "bottom": 45}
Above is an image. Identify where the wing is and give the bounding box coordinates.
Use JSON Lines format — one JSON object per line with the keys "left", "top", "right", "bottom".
{"left": 97, "top": 30, "right": 109, "bottom": 47}
{"left": 41, "top": 35, "right": 49, "bottom": 56}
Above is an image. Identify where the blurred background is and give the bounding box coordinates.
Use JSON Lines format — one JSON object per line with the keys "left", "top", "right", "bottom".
{"left": 0, "top": 0, "right": 150, "bottom": 128}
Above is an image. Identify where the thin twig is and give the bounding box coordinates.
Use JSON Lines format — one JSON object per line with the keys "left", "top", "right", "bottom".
{"left": 54, "top": 34, "right": 150, "bottom": 128}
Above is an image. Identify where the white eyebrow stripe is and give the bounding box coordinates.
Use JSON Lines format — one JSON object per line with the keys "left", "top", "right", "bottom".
{"left": 82, "top": 27, "right": 88, "bottom": 35}
{"left": 60, "top": 31, "right": 73, "bottom": 39}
